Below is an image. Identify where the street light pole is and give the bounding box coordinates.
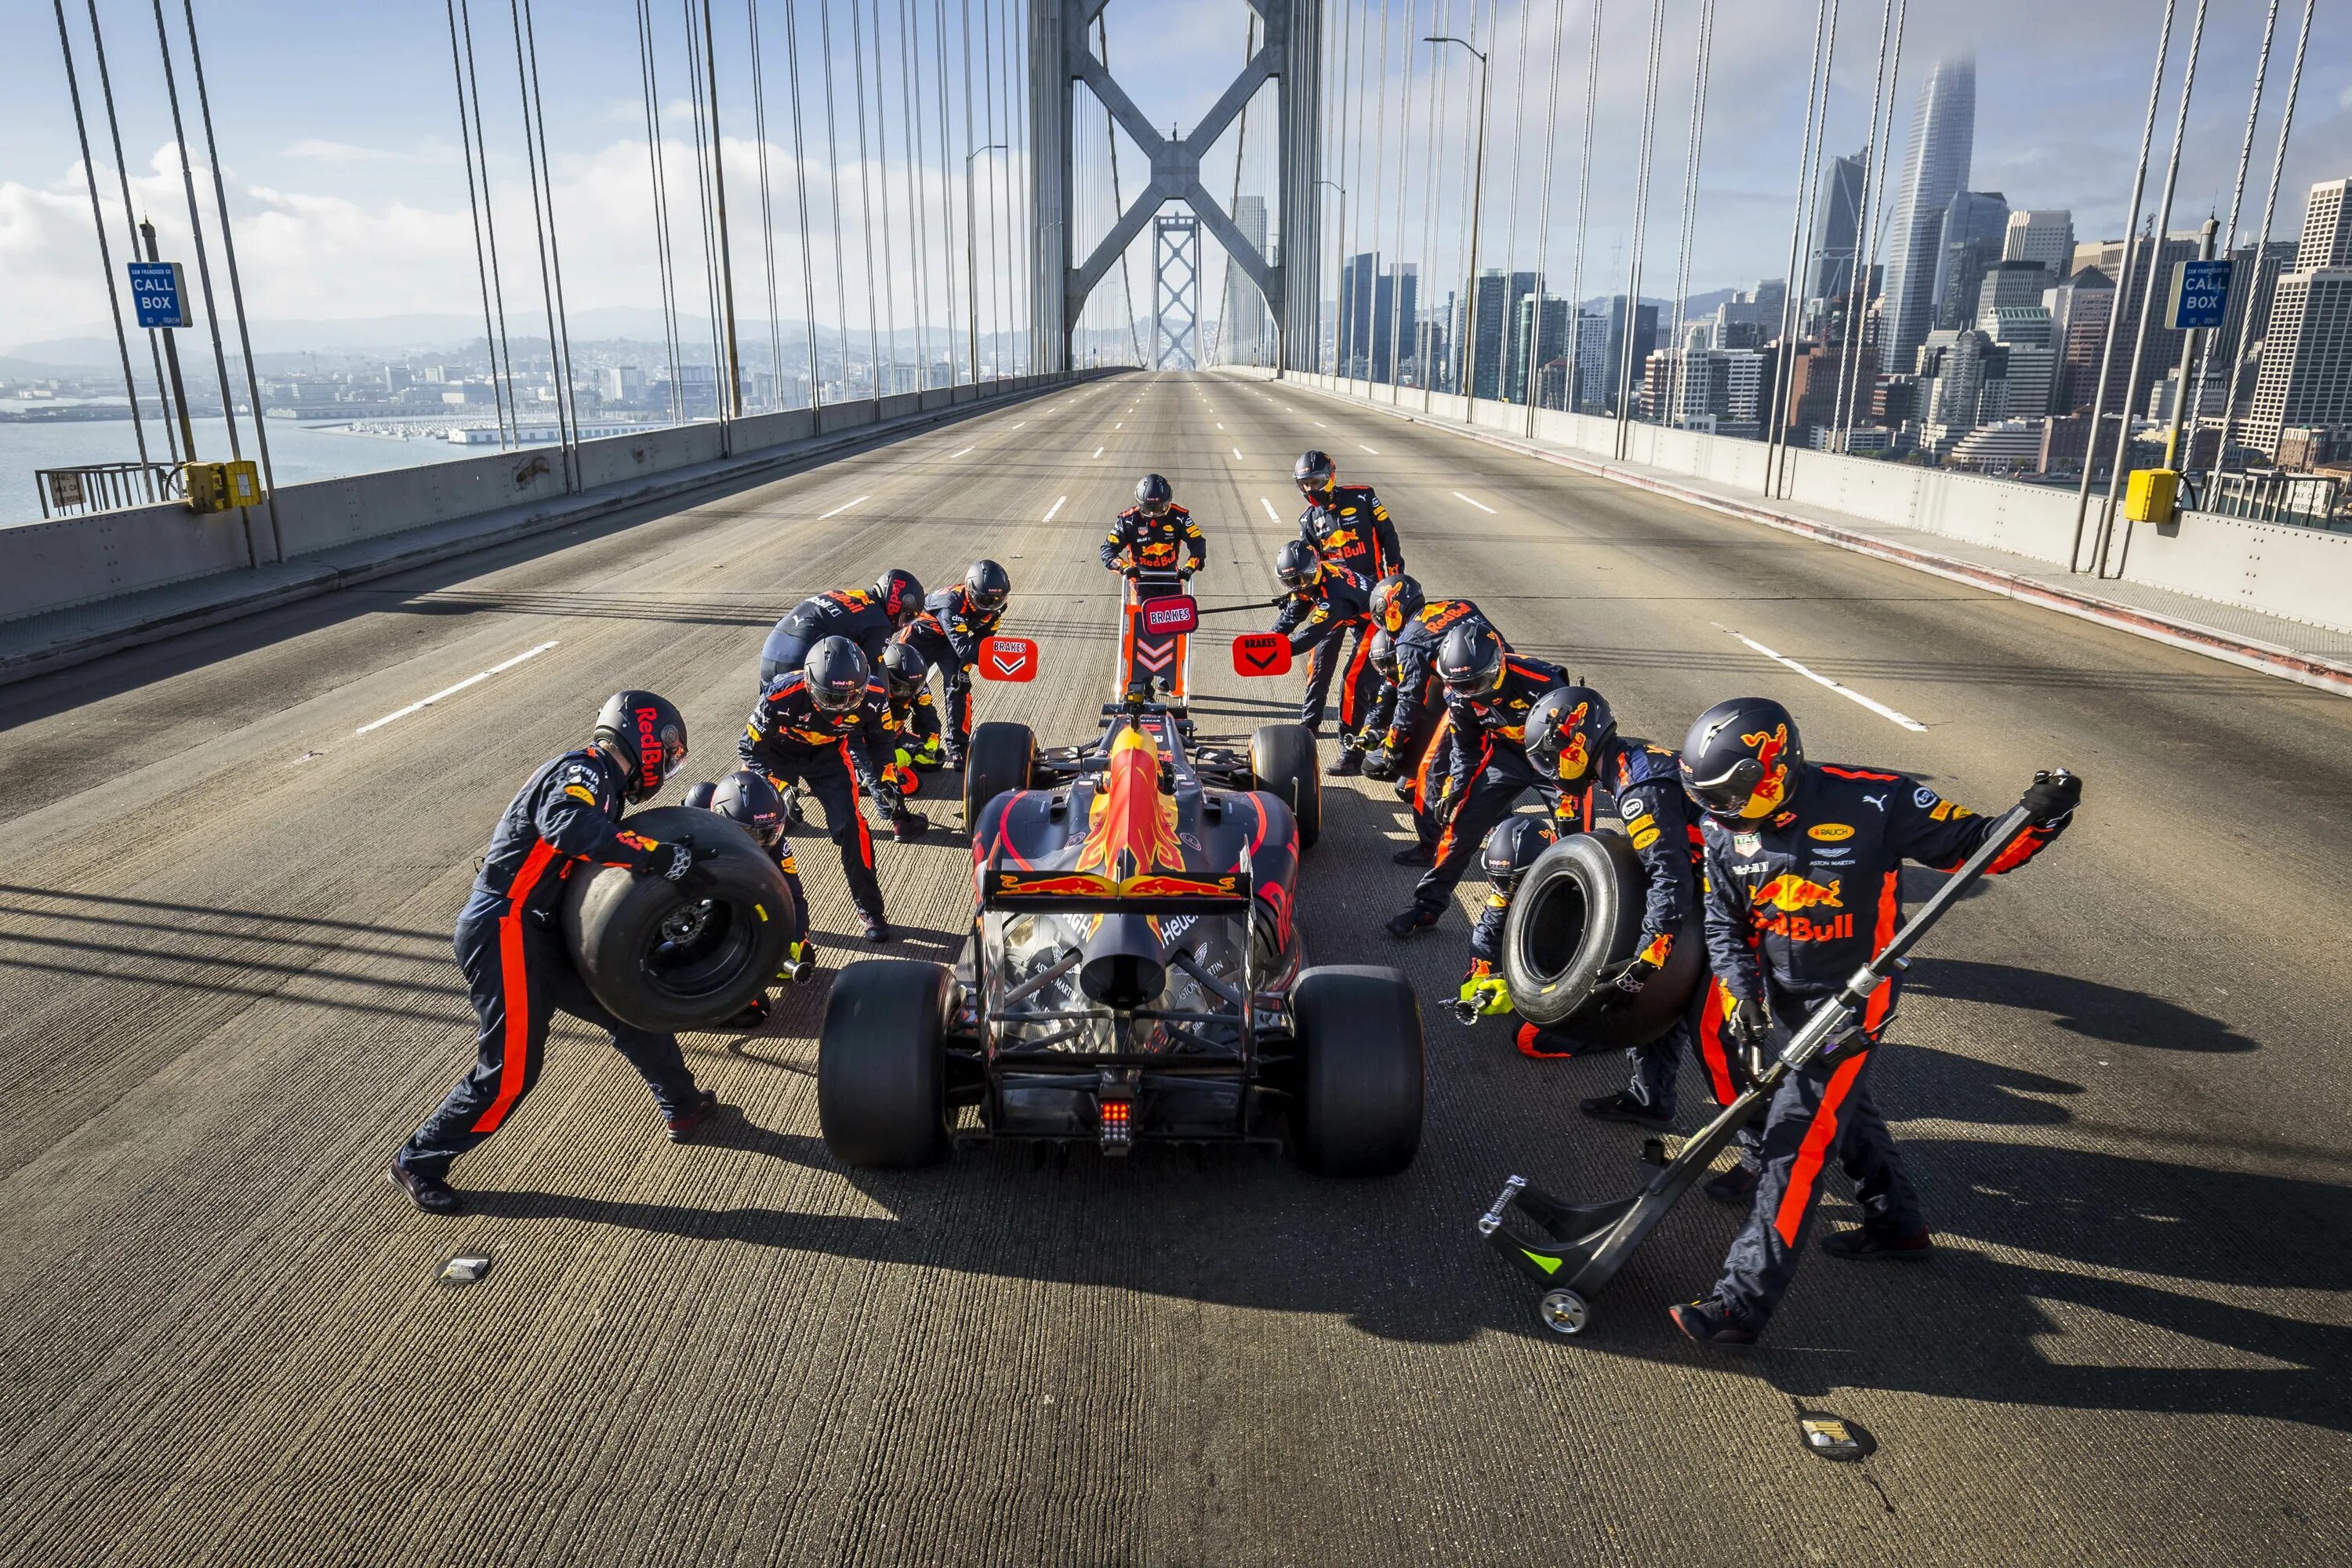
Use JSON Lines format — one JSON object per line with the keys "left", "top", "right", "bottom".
{"left": 1315, "top": 177, "right": 1345, "bottom": 374}
{"left": 966, "top": 141, "right": 1005, "bottom": 391}
{"left": 1428, "top": 36, "right": 1490, "bottom": 412}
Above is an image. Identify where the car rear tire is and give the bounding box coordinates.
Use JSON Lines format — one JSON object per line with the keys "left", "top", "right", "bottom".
{"left": 1250, "top": 722, "right": 1321, "bottom": 849}
{"left": 1500, "top": 831, "right": 1704, "bottom": 1045}
{"left": 1290, "top": 965, "right": 1422, "bottom": 1176}
{"left": 817, "top": 960, "right": 952, "bottom": 1167}
{"left": 561, "top": 805, "right": 797, "bottom": 1032}
{"left": 963, "top": 720, "right": 1035, "bottom": 829}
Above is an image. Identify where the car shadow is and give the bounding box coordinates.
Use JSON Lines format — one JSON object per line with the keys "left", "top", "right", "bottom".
{"left": 1903, "top": 956, "right": 2259, "bottom": 1054}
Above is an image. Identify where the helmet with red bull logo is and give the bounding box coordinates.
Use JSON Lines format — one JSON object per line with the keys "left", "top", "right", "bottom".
{"left": 1294, "top": 448, "right": 1337, "bottom": 499}
{"left": 877, "top": 639, "right": 929, "bottom": 701}
{"left": 1437, "top": 623, "right": 1507, "bottom": 699}
{"left": 710, "top": 769, "right": 789, "bottom": 850}
{"left": 804, "top": 636, "right": 872, "bottom": 714}
{"left": 1680, "top": 696, "right": 1804, "bottom": 821}
{"left": 1370, "top": 573, "right": 1424, "bottom": 634}
{"left": 1525, "top": 686, "right": 1617, "bottom": 783}
{"left": 1134, "top": 473, "right": 1174, "bottom": 517}
{"left": 1275, "top": 538, "right": 1322, "bottom": 590}
{"left": 1481, "top": 815, "right": 1556, "bottom": 891}
{"left": 872, "top": 568, "right": 926, "bottom": 627}
{"left": 593, "top": 690, "right": 689, "bottom": 804}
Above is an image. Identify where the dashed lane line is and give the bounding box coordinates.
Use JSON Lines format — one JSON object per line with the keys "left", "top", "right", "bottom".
{"left": 1356, "top": 442, "right": 1378, "bottom": 454}
{"left": 1044, "top": 495, "right": 1067, "bottom": 522}
{"left": 1452, "top": 491, "right": 1497, "bottom": 514}
{"left": 1232, "top": 447, "right": 1243, "bottom": 461}
{"left": 818, "top": 494, "right": 869, "bottom": 520}
{"left": 1715, "top": 624, "right": 1929, "bottom": 732}
{"left": 1260, "top": 496, "right": 1283, "bottom": 524}
{"left": 1092, "top": 446, "right": 1103, "bottom": 459}
{"left": 357, "top": 641, "right": 561, "bottom": 736}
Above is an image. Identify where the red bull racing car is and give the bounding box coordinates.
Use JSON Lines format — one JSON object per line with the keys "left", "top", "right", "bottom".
{"left": 815, "top": 697, "right": 1425, "bottom": 1175}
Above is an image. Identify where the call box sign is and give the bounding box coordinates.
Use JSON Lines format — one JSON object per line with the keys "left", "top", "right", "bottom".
{"left": 2168, "top": 259, "right": 2232, "bottom": 332}
{"left": 127, "top": 261, "right": 190, "bottom": 329}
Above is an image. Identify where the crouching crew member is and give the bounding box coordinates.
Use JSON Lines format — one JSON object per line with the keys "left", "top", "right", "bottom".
{"left": 740, "top": 637, "right": 927, "bottom": 945}
{"left": 1364, "top": 575, "right": 1507, "bottom": 866}
{"left": 683, "top": 769, "right": 815, "bottom": 1028}
{"left": 757, "top": 568, "right": 926, "bottom": 684}
{"left": 894, "top": 560, "right": 1010, "bottom": 769}
{"left": 1385, "top": 625, "right": 1571, "bottom": 937}
{"left": 1667, "top": 696, "right": 2081, "bottom": 1346}
{"left": 1270, "top": 539, "right": 1378, "bottom": 771}
{"left": 389, "top": 691, "right": 721, "bottom": 1216}
{"left": 877, "top": 641, "right": 942, "bottom": 786}
{"left": 1457, "top": 815, "right": 1595, "bottom": 1057}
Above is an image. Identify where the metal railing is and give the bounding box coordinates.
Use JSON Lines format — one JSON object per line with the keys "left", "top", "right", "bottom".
{"left": 2198, "top": 470, "right": 2348, "bottom": 532}
{"left": 33, "top": 462, "right": 184, "bottom": 519}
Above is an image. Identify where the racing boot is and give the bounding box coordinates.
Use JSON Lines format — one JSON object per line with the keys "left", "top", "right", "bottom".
{"left": 387, "top": 1156, "right": 463, "bottom": 1216}
{"left": 1667, "top": 1298, "right": 1758, "bottom": 1347}
{"left": 1327, "top": 744, "right": 1366, "bottom": 778}
{"left": 665, "top": 1087, "right": 722, "bottom": 1143}
{"left": 727, "top": 993, "right": 773, "bottom": 1031}
{"left": 891, "top": 808, "right": 930, "bottom": 843}
{"left": 1580, "top": 1091, "right": 1672, "bottom": 1131}
{"left": 1361, "top": 746, "right": 1400, "bottom": 782}
{"left": 1383, "top": 902, "right": 1442, "bottom": 939}
{"left": 1390, "top": 843, "right": 1436, "bottom": 866}
{"left": 1820, "top": 1224, "right": 1933, "bottom": 1261}
{"left": 860, "top": 911, "right": 891, "bottom": 944}
{"left": 1702, "top": 1163, "right": 1762, "bottom": 1205}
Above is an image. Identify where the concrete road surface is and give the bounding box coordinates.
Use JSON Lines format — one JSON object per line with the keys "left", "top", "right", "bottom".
{"left": 2, "top": 371, "right": 2347, "bottom": 1566}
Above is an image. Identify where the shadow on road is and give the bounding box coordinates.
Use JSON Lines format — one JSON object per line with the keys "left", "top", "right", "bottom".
{"left": 1905, "top": 956, "right": 2259, "bottom": 1054}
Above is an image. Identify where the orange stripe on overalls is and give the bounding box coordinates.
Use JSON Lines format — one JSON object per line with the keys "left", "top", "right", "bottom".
{"left": 474, "top": 838, "right": 559, "bottom": 1133}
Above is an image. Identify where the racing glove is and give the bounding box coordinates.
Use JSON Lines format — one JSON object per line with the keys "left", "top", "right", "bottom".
{"left": 2020, "top": 768, "right": 2082, "bottom": 827}
{"left": 1362, "top": 744, "right": 1401, "bottom": 782}
{"left": 913, "top": 735, "right": 943, "bottom": 768}
{"left": 1610, "top": 932, "right": 1675, "bottom": 996}
{"left": 1722, "top": 998, "right": 1772, "bottom": 1082}
{"left": 884, "top": 755, "right": 920, "bottom": 797}
{"left": 1457, "top": 963, "right": 1512, "bottom": 1018}
{"left": 652, "top": 840, "right": 721, "bottom": 897}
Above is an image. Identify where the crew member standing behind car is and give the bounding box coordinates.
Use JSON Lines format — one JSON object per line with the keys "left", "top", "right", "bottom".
{"left": 388, "top": 691, "right": 723, "bottom": 1217}
{"left": 1293, "top": 448, "right": 1404, "bottom": 583}
{"left": 684, "top": 769, "right": 815, "bottom": 1029}
{"left": 1665, "top": 696, "right": 2081, "bottom": 1347}
{"left": 1269, "top": 539, "right": 1377, "bottom": 772}
{"left": 740, "top": 637, "right": 927, "bottom": 945}
{"left": 1101, "top": 474, "right": 1208, "bottom": 578}
{"left": 1385, "top": 626, "right": 1572, "bottom": 937}
{"left": 894, "top": 560, "right": 1010, "bottom": 770}
{"left": 1366, "top": 575, "right": 1510, "bottom": 866}
{"left": 757, "top": 568, "right": 926, "bottom": 684}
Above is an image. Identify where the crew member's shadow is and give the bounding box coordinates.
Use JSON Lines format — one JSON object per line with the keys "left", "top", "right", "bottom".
{"left": 1903, "top": 956, "right": 2259, "bottom": 1054}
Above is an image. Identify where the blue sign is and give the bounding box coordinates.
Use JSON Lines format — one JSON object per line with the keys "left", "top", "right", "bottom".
{"left": 126, "top": 261, "right": 190, "bottom": 329}
{"left": 2168, "top": 259, "right": 2232, "bottom": 332}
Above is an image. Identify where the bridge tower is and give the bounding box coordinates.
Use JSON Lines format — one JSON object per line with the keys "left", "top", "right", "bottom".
{"left": 1151, "top": 216, "right": 1202, "bottom": 369}
{"left": 1029, "top": 0, "right": 1323, "bottom": 376}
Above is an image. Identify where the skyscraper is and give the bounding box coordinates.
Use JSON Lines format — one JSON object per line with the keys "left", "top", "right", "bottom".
{"left": 1507, "top": 290, "right": 1569, "bottom": 405}
{"left": 1338, "top": 253, "right": 1376, "bottom": 373}
{"left": 2243, "top": 179, "right": 2352, "bottom": 459}
{"left": 1933, "top": 191, "right": 2011, "bottom": 332}
{"left": 1804, "top": 151, "right": 1868, "bottom": 303}
{"left": 1879, "top": 55, "right": 1976, "bottom": 375}
{"left": 1221, "top": 196, "right": 1272, "bottom": 365}
{"left": 2002, "top": 209, "right": 2075, "bottom": 271}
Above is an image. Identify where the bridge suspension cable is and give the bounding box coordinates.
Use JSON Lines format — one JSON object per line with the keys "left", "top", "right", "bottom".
{"left": 2214, "top": 0, "right": 2315, "bottom": 485}
{"left": 49, "top": 0, "right": 150, "bottom": 468}
{"left": 1833, "top": 0, "right": 1902, "bottom": 451}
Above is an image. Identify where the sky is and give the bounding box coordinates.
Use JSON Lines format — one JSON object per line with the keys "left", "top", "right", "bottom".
{"left": 4, "top": 0, "right": 2348, "bottom": 361}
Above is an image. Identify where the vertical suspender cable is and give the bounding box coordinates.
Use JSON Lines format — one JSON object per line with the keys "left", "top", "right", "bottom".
{"left": 148, "top": 0, "right": 243, "bottom": 475}
{"left": 2093, "top": 0, "right": 2209, "bottom": 579}
{"left": 936, "top": 0, "right": 967, "bottom": 383}
{"left": 851, "top": 0, "right": 891, "bottom": 403}
{"left": 1523, "top": 0, "right": 1568, "bottom": 425}
{"left": 639, "top": 0, "right": 686, "bottom": 421}
{"left": 459, "top": 0, "right": 521, "bottom": 441}
{"left": 695, "top": 0, "right": 742, "bottom": 425}
{"left": 2066, "top": 0, "right": 2176, "bottom": 571}
{"left": 898, "top": 0, "right": 932, "bottom": 389}
{"left": 2215, "top": 0, "right": 2312, "bottom": 479}
{"left": 448, "top": 0, "right": 510, "bottom": 448}
{"left": 84, "top": 0, "right": 176, "bottom": 464}
{"left": 1323, "top": 0, "right": 1352, "bottom": 375}
{"left": 749, "top": 0, "right": 787, "bottom": 412}
{"left": 680, "top": 0, "right": 726, "bottom": 408}
{"left": 1564, "top": 0, "right": 1602, "bottom": 417}
{"left": 1099, "top": 16, "right": 1144, "bottom": 366}
{"left": 2181, "top": 0, "right": 2280, "bottom": 462}
{"left": 521, "top": 0, "right": 583, "bottom": 470}
{"left": 1363, "top": 0, "right": 1392, "bottom": 396}
{"left": 509, "top": 0, "right": 573, "bottom": 485}
{"left": 1497, "top": 0, "right": 1533, "bottom": 403}
{"left": 1842, "top": 0, "right": 1903, "bottom": 450}
{"left": 183, "top": 0, "right": 279, "bottom": 546}
{"left": 782, "top": 0, "right": 825, "bottom": 409}
{"left": 961, "top": 0, "right": 982, "bottom": 384}
{"left": 1770, "top": 0, "right": 1838, "bottom": 495}
{"left": 1759, "top": 0, "right": 1829, "bottom": 493}
{"left": 1831, "top": 0, "right": 1896, "bottom": 446}
{"left": 996, "top": 0, "right": 1021, "bottom": 376}
{"left": 51, "top": 0, "right": 151, "bottom": 468}
{"left": 1666, "top": 0, "right": 1715, "bottom": 429}
{"left": 1384, "top": 0, "right": 1415, "bottom": 404}
{"left": 978, "top": 0, "right": 1003, "bottom": 380}
{"left": 818, "top": 1, "right": 855, "bottom": 400}
{"left": 1613, "top": 0, "right": 1664, "bottom": 457}
{"left": 1416, "top": 0, "right": 1452, "bottom": 408}
{"left": 1341, "top": 0, "right": 1374, "bottom": 388}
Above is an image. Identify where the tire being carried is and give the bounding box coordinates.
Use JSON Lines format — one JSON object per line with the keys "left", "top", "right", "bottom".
{"left": 1290, "top": 965, "right": 1422, "bottom": 1175}
{"left": 964, "top": 720, "right": 1036, "bottom": 829}
{"left": 1250, "top": 722, "right": 1321, "bottom": 850}
{"left": 818, "top": 959, "right": 951, "bottom": 1167}
{"left": 561, "top": 804, "right": 797, "bottom": 1032}
{"left": 1499, "top": 831, "right": 1704, "bottom": 1046}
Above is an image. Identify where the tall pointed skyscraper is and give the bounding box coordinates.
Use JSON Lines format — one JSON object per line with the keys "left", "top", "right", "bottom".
{"left": 1878, "top": 55, "right": 1976, "bottom": 375}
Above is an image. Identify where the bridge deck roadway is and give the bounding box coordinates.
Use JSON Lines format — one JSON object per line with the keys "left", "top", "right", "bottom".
{"left": 1, "top": 371, "right": 2347, "bottom": 1566}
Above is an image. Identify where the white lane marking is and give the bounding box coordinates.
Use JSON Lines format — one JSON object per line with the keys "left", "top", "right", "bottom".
{"left": 1356, "top": 442, "right": 1379, "bottom": 454}
{"left": 1092, "top": 445, "right": 1104, "bottom": 459}
{"left": 947, "top": 445, "right": 974, "bottom": 459}
{"left": 1715, "top": 624, "right": 1928, "bottom": 732}
{"left": 819, "top": 493, "right": 869, "bottom": 520}
{"left": 1215, "top": 422, "right": 1224, "bottom": 429}
{"left": 1113, "top": 421, "right": 1123, "bottom": 430}
{"left": 1044, "top": 495, "right": 1067, "bottom": 521}
{"left": 1231, "top": 446, "right": 1243, "bottom": 461}
{"left": 1259, "top": 496, "right": 1283, "bottom": 524}
{"left": 1315, "top": 420, "right": 1327, "bottom": 428}
{"left": 1452, "top": 491, "right": 1497, "bottom": 514}
{"left": 358, "top": 641, "right": 561, "bottom": 735}
{"left": 1009, "top": 421, "right": 1026, "bottom": 430}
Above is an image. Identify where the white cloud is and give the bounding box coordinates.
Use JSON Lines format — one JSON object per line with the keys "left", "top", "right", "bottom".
{"left": 280, "top": 138, "right": 459, "bottom": 167}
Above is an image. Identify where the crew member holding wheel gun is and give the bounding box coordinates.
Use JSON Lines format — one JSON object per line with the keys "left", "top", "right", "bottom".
{"left": 1667, "top": 695, "right": 2080, "bottom": 1345}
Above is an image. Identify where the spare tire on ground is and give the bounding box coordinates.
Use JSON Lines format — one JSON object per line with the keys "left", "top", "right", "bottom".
{"left": 1499, "top": 830, "right": 1704, "bottom": 1047}
{"left": 561, "top": 804, "right": 797, "bottom": 1033}
{"left": 1250, "top": 722, "right": 1321, "bottom": 849}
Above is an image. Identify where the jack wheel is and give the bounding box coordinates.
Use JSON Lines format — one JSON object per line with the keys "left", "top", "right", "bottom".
{"left": 1539, "top": 1289, "right": 1589, "bottom": 1336}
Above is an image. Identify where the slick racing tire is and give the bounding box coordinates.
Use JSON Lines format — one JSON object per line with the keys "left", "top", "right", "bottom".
{"left": 964, "top": 720, "right": 1035, "bottom": 829}
{"left": 1499, "top": 830, "right": 1704, "bottom": 1046}
{"left": 1290, "top": 965, "right": 1422, "bottom": 1177}
{"left": 818, "top": 959, "right": 951, "bottom": 1168}
{"left": 561, "top": 805, "right": 797, "bottom": 1033}
{"left": 1250, "top": 722, "right": 1322, "bottom": 850}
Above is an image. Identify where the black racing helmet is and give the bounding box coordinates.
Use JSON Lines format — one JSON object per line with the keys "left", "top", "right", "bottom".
{"left": 873, "top": 568, "right": 925, "bottom": 627}
{"left": 710, "top": 768, "right": 789, "bottom": 848}
{"left": 593, "top": 690, "right": 688, "bottom": 804}
{"left": 1275, "top": 538, "right": 1322, "bottom": 590}
{"left": 804, "top": 635, "right": 871, "bottom": 713}
{"left": 681, "top": 780, "right": 717, "bottom": 811}
{"left": 1437, "top": 623, "right": 1508, "bottom": 699}
{"left": 1294, "top": 448, "right": 1337, "bottom": 498}
{"left": 1680, "top": 696, "right": 1804, "bottom": 821}
{"left": 1134, "top": 473, "right": 1174, "bottom": 517}
{"left": 1525, "top": 685, "right": 1617, "bottom": 784}
{"left": 1482, "top": 815, "right": 1557, "bottom": 891}
{"left": 877, "top": 639, "right": 929, "bottom": 701}
{"left": 1368, "top": 628, "right": 1399, "bottom": 684}
{"left": 1369, "top": 573, "right": 1424, "bottom": 634}
{"left": 964, "top": 558, "right": 1011, "bottom": 612}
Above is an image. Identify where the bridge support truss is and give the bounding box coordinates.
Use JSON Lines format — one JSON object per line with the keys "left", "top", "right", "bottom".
{"left": 1029, "top": 0, "right": 1321, "bottom": 376}
{"left": 1152, "top": 216, "right": 1202, "bottom": 368}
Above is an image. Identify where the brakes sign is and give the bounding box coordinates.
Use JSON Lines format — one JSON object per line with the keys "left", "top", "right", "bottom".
{"left": 1232, "top": 633, "right": 1291, "bottom": 677}
{"left": 1138, "top": 595, "right": 1198, "bottom": 636}
{"left": 977, "top": 634, "right": 1038, "bottom": 682}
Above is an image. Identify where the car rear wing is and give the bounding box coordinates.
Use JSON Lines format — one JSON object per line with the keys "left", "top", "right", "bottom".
{"left": 982, "top": 863, "right": 1252, "bottom": 916}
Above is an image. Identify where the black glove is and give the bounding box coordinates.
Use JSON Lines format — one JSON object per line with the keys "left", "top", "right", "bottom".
{"left": 1363, "top": 745, "right": 1400, "bottom": 782}
{"left": 1612, "top": 953, "right": 1664, "bottom": 996}
{"left": 2020, "top": 768, "right": 2081, "bottom": 826}
{"left": 1723, "top": 998, "right": 1771, "bottom": 1080}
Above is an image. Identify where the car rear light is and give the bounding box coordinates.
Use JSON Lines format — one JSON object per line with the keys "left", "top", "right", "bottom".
{"left": 1098, "top": 1098, "right": 1134, "bottom": 1156}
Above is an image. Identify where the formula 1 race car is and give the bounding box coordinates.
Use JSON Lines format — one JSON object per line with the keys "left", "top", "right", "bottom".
{"left": 815, "top": 696, "right": 1425, "bottom": 1175}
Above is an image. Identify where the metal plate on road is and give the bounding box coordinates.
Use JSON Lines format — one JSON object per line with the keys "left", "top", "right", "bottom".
{"left": 2168, "top": 259, "right": 2231, "bottom": 331}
